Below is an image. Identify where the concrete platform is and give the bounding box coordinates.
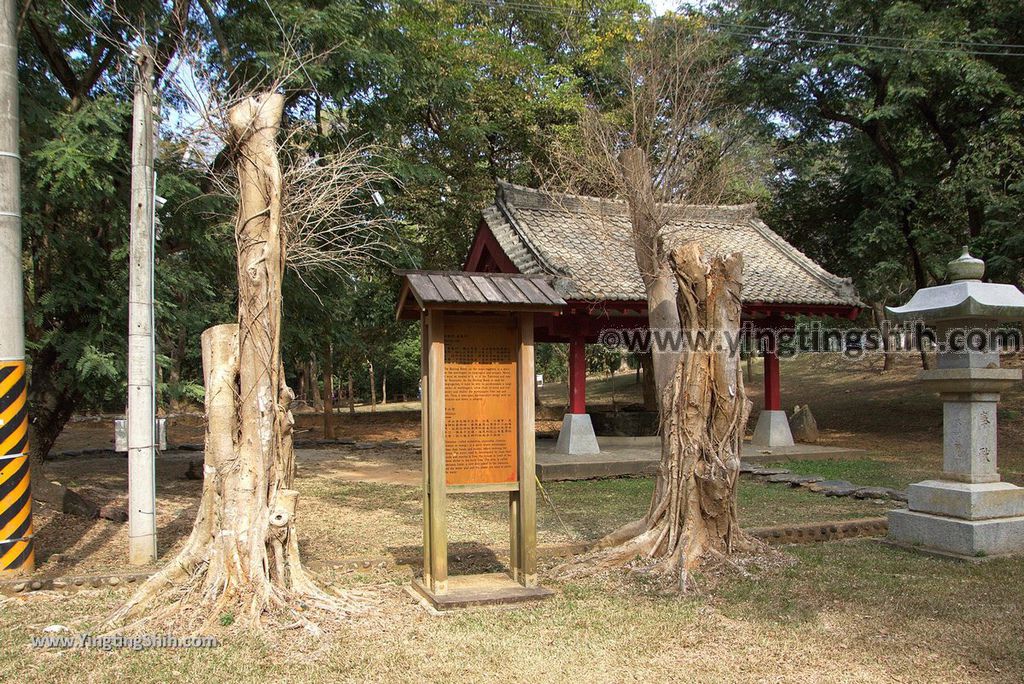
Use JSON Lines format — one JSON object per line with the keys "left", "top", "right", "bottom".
{"left": 536, "top": 437, "right": 865, "bottom": 481}
{"left": 537, "top": 437, "right": 660, "bottom": 481}
{"left": 887, "top": 509, "right": 1024, "bottom": 558}
{"left": 906, "top": 480, "right": 1024, "bottom": 520}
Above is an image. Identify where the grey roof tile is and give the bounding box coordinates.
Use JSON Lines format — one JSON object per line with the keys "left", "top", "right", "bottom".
{"left": 481, "top": 181, "right": 861, "bottom": 307}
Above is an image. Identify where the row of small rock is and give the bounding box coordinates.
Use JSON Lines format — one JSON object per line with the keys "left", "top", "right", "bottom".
{"left": 740, "top": 464, "right": 908, "bottom": 502}
{"left": 6, "top": 572, "right": 150, "bottom": 594}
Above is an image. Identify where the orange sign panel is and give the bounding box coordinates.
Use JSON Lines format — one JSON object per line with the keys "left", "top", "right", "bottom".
{"left": 444, "top": 315, "right": 519, "bottom": 486}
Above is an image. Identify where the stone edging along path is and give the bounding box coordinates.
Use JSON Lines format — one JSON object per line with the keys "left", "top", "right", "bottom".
{"left": 740, "top": 463, "right": 909, "bottom": 504}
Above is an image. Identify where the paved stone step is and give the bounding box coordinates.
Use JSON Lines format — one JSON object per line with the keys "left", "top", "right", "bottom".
{"left": 789, "top": 475, "right": 825, "bottom": 486}
{"left": 806, "top": 480, "right": 858, "bottom": 496}
{"left": 767, "top": 473, "right": 805, "bottom": 484}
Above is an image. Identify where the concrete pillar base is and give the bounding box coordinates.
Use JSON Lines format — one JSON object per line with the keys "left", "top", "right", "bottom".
{"left": 888, "top": 509, "right": 1024, "bottom": 558}
{"left": 750, "top": 410, "right": 794, "bottom": 448}
{"left": 555, "top": 414, "right": 600, "bottom": 455}
{"left": 889, "top": 478, "right": 1024, "bottom": 558}
{"left": 906, "top": 480, "right": 1024, "bottom": 520}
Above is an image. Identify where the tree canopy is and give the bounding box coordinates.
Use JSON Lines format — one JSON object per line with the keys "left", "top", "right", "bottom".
{"left": 17, "top": 0, "right": 1024, "bottom": 454}
{"left": 716, "top": 0, "right": 1024, "bottom": 299}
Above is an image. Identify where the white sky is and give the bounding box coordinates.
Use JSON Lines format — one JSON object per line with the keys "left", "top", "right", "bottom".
{"left": 648, "top": 0, "right": 679, "bottom": 13}
{"left": 648, "top": 0, "right": 708, "bottom": 14}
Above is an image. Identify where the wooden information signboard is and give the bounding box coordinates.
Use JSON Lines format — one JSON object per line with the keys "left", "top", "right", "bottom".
{"left": 397, "top": 271, "right": 564, "bottom": 610}
{"left": 443, "top": 316, "right": 518, "bottom": 486}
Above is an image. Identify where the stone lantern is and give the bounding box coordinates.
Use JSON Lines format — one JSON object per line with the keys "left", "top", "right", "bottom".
{"left": 886, "top": 247, "right": 1024, "bottom": 558}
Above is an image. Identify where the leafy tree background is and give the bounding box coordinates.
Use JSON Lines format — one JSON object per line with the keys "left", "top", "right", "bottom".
{"left": 16, "top": 0, "right": 1024, "bottom": 457}
{"left": 715, "top": 0, "right": 1024, "bottom": 304}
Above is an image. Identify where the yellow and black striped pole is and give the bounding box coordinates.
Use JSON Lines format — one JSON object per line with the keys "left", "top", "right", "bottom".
{"left": 0, "top": 0, "right": 31, "bottom": 574}
{"left": 0, "top": 360, "right": 31, "bottom": 573}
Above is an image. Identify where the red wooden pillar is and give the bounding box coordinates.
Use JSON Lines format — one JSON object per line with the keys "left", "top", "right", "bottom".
{"left": 763, "top": 347, "right": 781, "bottom": 411}
{"left": 568, "top": 333, "right": 586, "bottom": 414}
{"left": 760, "top": 318, "right": 784, "bottom": 411}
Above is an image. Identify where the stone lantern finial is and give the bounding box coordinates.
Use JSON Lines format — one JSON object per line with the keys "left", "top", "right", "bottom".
{"left": 948, "top": 246, "right": 985, "bottom": 282}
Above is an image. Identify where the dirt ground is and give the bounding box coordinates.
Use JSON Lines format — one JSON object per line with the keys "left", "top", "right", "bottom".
{"left": 59, "top": 353, "right": 1019, "bottom": 474}
{"left": 31, "top": 443, "right": 889, "bottom": 579}
{"left": 52, "top": 409, "right": 423, "bottom": 454}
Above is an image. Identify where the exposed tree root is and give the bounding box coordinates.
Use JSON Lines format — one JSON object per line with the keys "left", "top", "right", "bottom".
{"left": 105, "top": 547, "right": 373, "bottom": 635}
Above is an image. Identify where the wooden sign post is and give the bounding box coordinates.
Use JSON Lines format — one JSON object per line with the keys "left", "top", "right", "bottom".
{"left": 397, "top": 272, "right": 565, "bottom": 610}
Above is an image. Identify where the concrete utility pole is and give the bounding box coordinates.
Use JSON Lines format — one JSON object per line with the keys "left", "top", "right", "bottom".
{"left": 127, "top": 47, "right": 157, "bottom": 565}
{"left": 0, "top": 0, "right": 33, "bottom": 575}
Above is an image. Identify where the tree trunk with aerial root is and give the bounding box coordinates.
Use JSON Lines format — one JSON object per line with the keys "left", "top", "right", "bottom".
{"left": 107, "top": 93, "right": 366, "bottom": 633}
{"left": 568, "top": 243, "right": 756, "bottom": 586}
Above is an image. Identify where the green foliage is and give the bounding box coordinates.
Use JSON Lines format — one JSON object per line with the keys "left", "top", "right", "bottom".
{"left": 536, "top": 343, "right": 568, "bottom": 384}
{"left": 718, "top": 0, "right": 1024, "bottom": 298}
{"left": 353, "top": 0, "right": 649, "bottom": 268}
{"left": 163, "top": 379, "right": 207, "bottom": 406}
{"left": 386, "top": 326, "right": 422, "bottom": 397}
{"left": 21, "top": 93, "right": 133, "bottom": 412}
{"left": 17, "top": 0, "right": 239, "bottom": 443}
{"left": 73, "top": 346, "right": 119, "bottom": 386}
{"left": 586, "top": 344, "right": 622, "bottom": 375}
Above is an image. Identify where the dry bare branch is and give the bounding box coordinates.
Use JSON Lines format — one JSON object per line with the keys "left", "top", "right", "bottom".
{"left": 280, "top": 140, "right": 396, "bottom": 276}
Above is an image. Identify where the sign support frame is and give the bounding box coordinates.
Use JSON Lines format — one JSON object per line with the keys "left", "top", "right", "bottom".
{"left": 412, "top": 309, "right": 551, "bottom": 610}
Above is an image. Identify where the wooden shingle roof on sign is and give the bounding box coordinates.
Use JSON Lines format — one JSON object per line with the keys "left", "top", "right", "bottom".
{"left": 396, "top": 270, "right": 567, "bottom": 319}
{"left": 474, "top": 180, "right": 861, "bottom": 309}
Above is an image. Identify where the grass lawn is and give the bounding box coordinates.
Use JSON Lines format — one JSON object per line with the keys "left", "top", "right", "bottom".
{"left": 29, "top": 447, "right": 889, "bottom": 582}
{"left": 5, "top": 537, "right": 1022, "bottom": 683}
{"left": 13, "top": 462, "right": 1010, "bottom": 683}
{"left": 762, "top": 459, "right": 916, "bottom": 490}
{"left": 539, "top": 353, "right": 1024, "bottom": 484}
{"left": 299, "top": 477, "right": 888, "bottom": 561}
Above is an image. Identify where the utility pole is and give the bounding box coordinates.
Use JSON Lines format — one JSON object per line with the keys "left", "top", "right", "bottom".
{"left": 0, "top": 0, "right": 32, "bottom": 575}
{"left": 127, "top": 46, "right": 157, "bottom": 565}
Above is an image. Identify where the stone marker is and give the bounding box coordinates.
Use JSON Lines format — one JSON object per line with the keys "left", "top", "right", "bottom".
{"left": 885, "top": 248, "right": 1024, "bottom": 558}
{"left": 790, "top": 404, "right": 819, "bottom": 443}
